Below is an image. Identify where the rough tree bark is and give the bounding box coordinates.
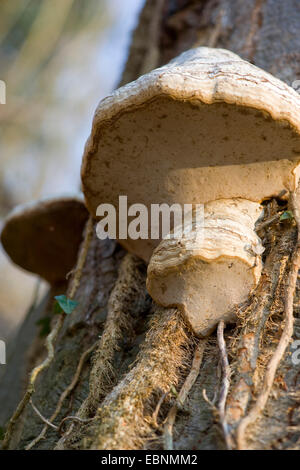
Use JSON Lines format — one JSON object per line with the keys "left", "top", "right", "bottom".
{"left": 2, "top": 0, "right": 300, "bottom": 450}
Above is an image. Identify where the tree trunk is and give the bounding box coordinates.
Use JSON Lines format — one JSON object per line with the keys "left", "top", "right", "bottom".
{"left": 2, "top": 0, "right": 300, "bottom": 450}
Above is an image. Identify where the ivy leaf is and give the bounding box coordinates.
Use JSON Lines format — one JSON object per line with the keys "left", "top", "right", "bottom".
{"left": 54, "top": 295, "right": 78, "bottom": 315}
{"left": 280, "top": 210, "right": 294, "bottom": 221}
{"left": 36, "top": 317, "right": 51, "bottom": 337}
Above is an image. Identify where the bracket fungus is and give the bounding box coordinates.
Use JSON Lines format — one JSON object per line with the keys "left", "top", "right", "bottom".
{"left": 147, "top": 199, "right": 264, "bottom": 336}
{"left": 1, "top": 196, "right": 89, "bottom": 286}
{"left": 82, "top": 46, "right": 300, "bottom": 335}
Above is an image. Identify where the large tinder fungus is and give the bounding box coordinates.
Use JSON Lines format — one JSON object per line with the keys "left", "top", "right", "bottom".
{"left": 81, "top": 47, "right": 300, "bottom": 335}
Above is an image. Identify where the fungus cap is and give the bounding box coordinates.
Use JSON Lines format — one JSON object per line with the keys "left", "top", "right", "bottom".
{"left": 1, "top": 196, "right": 89, "bottom": 284}
{"left": 82, "top": 47, "right": 300, "bottom": 261}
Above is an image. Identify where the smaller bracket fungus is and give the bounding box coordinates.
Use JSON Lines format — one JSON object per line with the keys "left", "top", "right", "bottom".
{"left": 147, "top": 199, "right": 264, "bottom": 337}
{"left": 0, "top": 196, "right": 89, "bottom": 285}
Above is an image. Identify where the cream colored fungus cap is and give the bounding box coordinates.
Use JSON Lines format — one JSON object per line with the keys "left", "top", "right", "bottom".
{"left": 81, "top": 47, "right": 300, "bottom": 262}
{"left": 147, "top": 199, "right": 263, "bottom": 336}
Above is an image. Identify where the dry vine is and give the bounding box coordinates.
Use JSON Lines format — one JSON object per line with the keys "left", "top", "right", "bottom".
{"left": 163, "top": 338, "right": 207, "bottom": 450}
{"left": 217, "top": 321, "right": 232, "bottom": 449}
{"left": 25, "top": 340, "right": 98, "bottom": 450}
{"left": 62, "top": 307, "right": 194, "bottom": 450}
{"left": 2, "top": 216, "right": 93, "bottom": 450}
{"left": 225, "top": 203, "right": 289, "bottom": 432}
{"left": 235, "top": 190, "right": 300, "bottom": 449}
{"left": 55, "top": 253, "right": 146, "bottom": 449}
{"left": 79, "top": 253, "right": 146, "bottom": 416}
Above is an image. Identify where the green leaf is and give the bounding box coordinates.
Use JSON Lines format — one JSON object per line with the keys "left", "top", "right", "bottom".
{"left": 280, "top": 210, "right": 294, "bottom": 221}
{"left": 54, "top": 295, "right": 79, "bottom": 315}
{"left": 36, "top": 317, "right": 51, "bottom": 337}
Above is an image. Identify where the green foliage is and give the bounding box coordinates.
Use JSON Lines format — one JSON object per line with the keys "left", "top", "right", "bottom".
{"left": 280, "top": 210, "right": 294, "bottom": 221}
{"left": 54, "top": 295, "right": 79, "bottom": 315}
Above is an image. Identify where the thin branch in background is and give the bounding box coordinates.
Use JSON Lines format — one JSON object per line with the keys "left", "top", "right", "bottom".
{"left": 164, "top": 339, "right": 207, "bottom": 450}
{"left": 236, "top": 189, "right": 300, "bottom": 449}
{"left": 5, "top": 0, "right": 75, "bottom": 89}
{"left": 0, "top": 0, "right": 31, "bottom": 46}
{"left": 217, "top": 321, "right": 232, "bottom": 450}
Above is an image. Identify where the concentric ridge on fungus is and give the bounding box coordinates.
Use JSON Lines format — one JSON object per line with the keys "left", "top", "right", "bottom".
{"left": 147, "top": 199, "right": 264, "bottom": 336}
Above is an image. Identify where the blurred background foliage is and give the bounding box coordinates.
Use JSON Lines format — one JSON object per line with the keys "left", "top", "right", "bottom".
{"left": 0, "top": 0, "right": 144, "bottom": 337}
